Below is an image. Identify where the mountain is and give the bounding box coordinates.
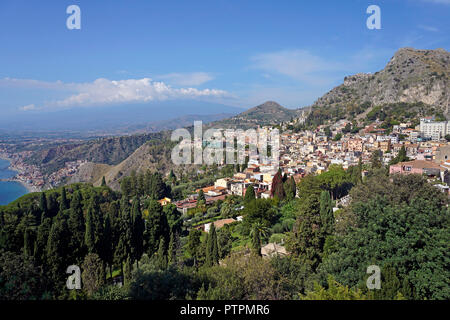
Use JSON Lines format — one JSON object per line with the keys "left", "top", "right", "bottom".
{"left": 211, "top": 101, "right": 300, "bottom": 129}
{"left": 0, "top": 100, "right": 243, "bottom": 134}
{"left": 306, "top": 47, "right": 449, "bottom": 126}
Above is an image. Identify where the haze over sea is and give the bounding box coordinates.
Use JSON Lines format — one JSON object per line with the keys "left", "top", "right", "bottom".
{"left": 0, "top": 158, "right": 28, "bottom": 205}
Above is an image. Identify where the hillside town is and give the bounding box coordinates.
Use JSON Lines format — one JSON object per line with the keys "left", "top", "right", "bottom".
{"left": 174, "top": 116, "right": 450, "bottom": 214}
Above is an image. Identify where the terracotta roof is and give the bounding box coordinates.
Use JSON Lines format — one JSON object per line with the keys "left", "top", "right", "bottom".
{"left": 393, "top": 160, "right": 442, "bottom": 170}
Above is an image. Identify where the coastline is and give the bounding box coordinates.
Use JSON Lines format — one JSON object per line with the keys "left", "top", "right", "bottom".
{"left": 0, "top": 156, "right": 41, "bottom": 193}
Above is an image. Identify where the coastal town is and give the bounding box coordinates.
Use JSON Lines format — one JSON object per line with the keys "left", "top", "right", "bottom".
{"left": 1, "top": 115, "right": 450, "bottom": 198}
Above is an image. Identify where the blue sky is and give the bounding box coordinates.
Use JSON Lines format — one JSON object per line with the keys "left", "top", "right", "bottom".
{"left": 0, "top": 0, "right": 448, "bottom": 119}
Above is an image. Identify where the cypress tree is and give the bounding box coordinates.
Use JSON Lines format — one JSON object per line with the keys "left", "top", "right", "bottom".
{"left": 34, "top": 218, "right": 52, "bottom": 266}
{"left": 205, "top": 224, "right": 219, "bottom": 266}
{"left": 68, "top": 191, "right": 85, "bottom": 265}
{"left": 251, "top": 225, "right": 261, "bottom": 256}
{"left": 23, "top": 228, "right": 33, "bottom": 258}
{"left": 319, "top": 191, "right": 334, "bottom": 236}
{"left": 145, "top": 200, "right": 168, "bottom": 256}
{"left": 60, "top": 187, "right": 69, "bottom": 212}
{"left": 101, "top": 176, "right": 107, "bottom": 187}
{"left": 244, "top": 184, "right": 256, "bottom": 203}
{"left": 168, "top": 232, "right": 176, "bottom": 266}
{"left": 156, "top": 237, "right": 167, "bottom": 270}
{"left": 131, "top": 198, "right": 145, "bottom": 266}
{"left": 114, "top": 203, "right": 132, "bottom": 280}
{"left": 85, "top": 206, "right": 95, "bottom": 254}
{"left": 284, "top": 176, "right": 297, "bottom": 200}
{"left": 39, "top": 193, "right": 48, "bottom": 222}
{"left": 46, "top": 215, "right": 70, "bottom": 287}
{"left": 211, "top": 225, "right": 219, "bottom": 265}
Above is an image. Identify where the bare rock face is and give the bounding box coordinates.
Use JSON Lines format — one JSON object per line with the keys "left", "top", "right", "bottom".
{"left": 311, "top": 47, "right": 449, "bottom": 117}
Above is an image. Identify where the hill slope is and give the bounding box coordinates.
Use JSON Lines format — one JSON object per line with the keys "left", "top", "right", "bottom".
{"left": 306, "top": 47, "right": 449, "bottom": 125}
{"left": 212, "top": 101, "right": 300, "bottom": 129}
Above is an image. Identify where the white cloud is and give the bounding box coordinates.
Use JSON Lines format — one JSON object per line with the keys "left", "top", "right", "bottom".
{"left": 250, "top": 49, "right": 344, "bottom": 85}
{"left": 19, "top": 104, "right": 37, "bottom": 111}
{"left": 418, "top": 25, "right": 439, "bottom": 32}
{"left": 0, "top": 77, "right": 231, "bottom": 111}
{"left": 157, "top": 72, "right": 214, "bottom": 86}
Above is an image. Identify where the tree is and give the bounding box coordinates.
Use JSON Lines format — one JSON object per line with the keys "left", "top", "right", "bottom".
{"left": 0, "top": 250, "right": 50, "bottom": 300}
{"left": 205, "top": 225, "right": 219, "bottom": 266}
{"left": 186, "top": 229, "right": 202, "bottom": 267}
{"left": 145, "top": 200, "right": 168, "bottom": 256}
{"left": 321, "top": 174, "right": 449, "bottom": 300}
{"left": 319, "top": 191, "right": 334, "bottom": 236}
{"left": 115, "top": 198, "right": 133, "bottom": 278}
{"left": 284, "top": 177, "right": 297, "bottom": 200}
{"left": 250, "top": 225, "right": 261, "bottom": 256}
{"left": 39, "top": 193, "right": 48, "bottom": 221}
{"left": 59, "top": 187, "right": 69, "bottom": 212}
{"left": 131, "top": 198, "right": 145, "bottom": 265}
{"left": 286, "top": 195, "right": 323, "bottom": 270}
{"left": 333, "top": 133, "right": 342, "bottom": 141}
{"left": 197, "top": 189, "right": 206, "bottom": 202}
{"left": 81, "top": 253, "right": 105, "bottom": 296}
{"left": 244, "top": 184, "right": 256, "bottom": 203}
{"left": 156, "top": 237, "right": 167, "bottom": 270}
{"left": 389, "top": 146, "right": 409, "bottom": 165}
{"left": 168, "top": 232, "right": 177, "bottom": 266}
{"left": 46, "top": 214, "right": 70, "bottom": 288}
{"left": 101, "top": 176, "right": 107, "bottom": 187}
{"left": 271, "top": 170, "right": 285, "bottom": 200}
{"left": 164, "top": 204, "right": 182, "bottom": 235}
{"left": 370, "top": 150, "right": 382, "bottom": 169}
{"left": 68, "top": 191, "right": 85, "bottom": 265}
{"left": 301, "top": 276, "right": 367, "bottom": 300}
{"left": 34, "top": 218, "right": 52, "bottom": 266}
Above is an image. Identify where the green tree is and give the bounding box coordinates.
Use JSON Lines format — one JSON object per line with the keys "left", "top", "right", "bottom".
{"left": 319, "top": 191, "right": 334, "bottom": 236}
{"left": 284, "top": 176, "right": 297, "bottom": 200}
{"left": 186, "top": 229, "right": 202, "bottom": 267}
{"left": 321, "top": 174, "right": 449, "bottom": 300}
{"left": 81, "top": 253, "right": 105, "bottom": 296}
{"left": 244, "top": 184, "right": 256, "bottom": 203}
{"left": 101, "top": 176, "right": 107, "bottom": 187}
{"left": 131, "top": 198, "right": 145, "bottom": 266}
{"left": 205, "top": 224, "right": 219, "bottom": 266}
{"left": 59, "top": 187, "right": 69, "bottom": 212}
{"left": 68, "top": 191, "right": 85, "bottom": 265}
{"left": 145, "top": 200, "right": 168, "bottom": 256}
{"left": 389, "top": 146, "right": 409, "bottom": 165}
{"left": 370, "top": 150, "right": 383, "bottom": 169}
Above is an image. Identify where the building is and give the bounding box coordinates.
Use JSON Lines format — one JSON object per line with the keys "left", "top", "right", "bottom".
{"left": 389, "top": 159, "right": 446, "bottom": 181}
{"left": 157, "top": 197, "right": 171, "bottom": 206}
{"left": 419, "top": 118, "right": 449, "bottom": 141}
{"left": 204, "top": 218, "right": 236, "bottom": 232}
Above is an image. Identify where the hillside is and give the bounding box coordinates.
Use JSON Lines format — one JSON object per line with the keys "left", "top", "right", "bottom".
{"left": 25, "top": 131, "right": 169, "bottom": 175}
{"left": 212, "top": 101, "right": 300, "bottom": 129}
{"left": 305, "top": 47, "right": 449, "bottom": 126}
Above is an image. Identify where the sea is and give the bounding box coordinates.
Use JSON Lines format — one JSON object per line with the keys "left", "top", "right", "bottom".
{"left": 0, "top": 158, "right": 28, "bottom": 205}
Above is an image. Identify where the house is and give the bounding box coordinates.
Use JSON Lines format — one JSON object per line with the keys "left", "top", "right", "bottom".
{"left": 157, "top": 197, "right": 171, "bottom": 206}
{"left": 204, "top": 218, "right": 236, "bottom": 232}
{"left": 261, "top": 243, "right": 287, "bottom": 258}
{"left": 389, "top": 160, "right": 446, "bottom": 181}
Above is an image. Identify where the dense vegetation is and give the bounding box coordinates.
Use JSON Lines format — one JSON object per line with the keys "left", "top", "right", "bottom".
{"left": 0, "top": 161, "right": 448, "bottom": 300}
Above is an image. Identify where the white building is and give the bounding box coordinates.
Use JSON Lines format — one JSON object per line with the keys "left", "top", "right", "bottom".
{"left": 419, "top": 118, "right": 449, "bottom": 141}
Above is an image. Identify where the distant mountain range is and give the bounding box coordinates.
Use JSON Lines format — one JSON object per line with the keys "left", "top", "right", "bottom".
{"left": 0, "top": 100, "right": 244, "bottom": 135}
